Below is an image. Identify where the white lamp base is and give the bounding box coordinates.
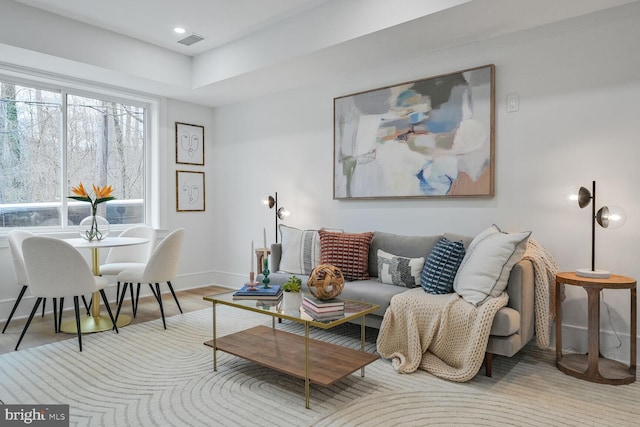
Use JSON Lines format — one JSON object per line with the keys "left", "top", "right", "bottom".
{"left": 576, "top": 268, "right": 611, "bottom": 279}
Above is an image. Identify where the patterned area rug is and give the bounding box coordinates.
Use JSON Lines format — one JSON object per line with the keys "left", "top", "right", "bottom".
{"left": 1, "top": 306, "right": 639, "bottom": 426}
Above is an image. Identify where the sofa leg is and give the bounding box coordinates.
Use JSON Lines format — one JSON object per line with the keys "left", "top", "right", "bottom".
{"left": 485, "top": 352, "right": 493, "bottom": 377}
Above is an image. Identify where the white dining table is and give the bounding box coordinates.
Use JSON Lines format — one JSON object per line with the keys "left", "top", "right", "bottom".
{"left": 60, "top": 236, "right": 149, "bottom": 334}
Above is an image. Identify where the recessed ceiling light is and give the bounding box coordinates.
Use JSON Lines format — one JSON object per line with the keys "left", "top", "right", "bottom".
{"left": 174, "top": 27, "right": 186, "bottom": 34}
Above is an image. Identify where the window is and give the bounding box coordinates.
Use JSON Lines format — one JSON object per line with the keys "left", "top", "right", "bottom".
{"left": 0, "top": 77, "right": 148, "bottom": 230}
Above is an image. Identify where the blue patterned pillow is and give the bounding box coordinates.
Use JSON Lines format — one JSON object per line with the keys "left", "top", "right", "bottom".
{"left": 420, "top": 238, "right": 466, "bottom": 294}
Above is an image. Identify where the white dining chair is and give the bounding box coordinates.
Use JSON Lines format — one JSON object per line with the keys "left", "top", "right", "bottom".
{"left": 115, "top": 228, "right": 184, "bottom": 329}
{"left": 3, "top": 230, "right": 88, "bottom": 333}
{"left": 99, "top": 225, "right": 156, "bottom": 316}
{"left": 3, "top": 230, "right": 37, "bottom": 333}
{"left": 16, "top": 236, "right": 118, "bottom": 351}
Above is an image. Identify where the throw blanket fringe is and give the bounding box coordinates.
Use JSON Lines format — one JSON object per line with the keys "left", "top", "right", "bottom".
{"left": 376, "top": 238, "right": 559, "bottom": 381}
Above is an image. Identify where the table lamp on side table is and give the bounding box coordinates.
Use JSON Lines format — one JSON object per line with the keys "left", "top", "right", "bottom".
{"left": 566, "top": 180, "right": 626, "bottom": 279}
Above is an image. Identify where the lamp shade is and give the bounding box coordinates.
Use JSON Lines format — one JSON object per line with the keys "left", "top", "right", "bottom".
{"left": 577, "top": 186, "right": 592, "bottom": 209}
{"left": 563, "top": 185, "right": 582, "bottom": 207}
{"left": 277, "top": 207, "right": 290, "bottom": 220}
{"left": 563, "top": 185, "right": 595, "bottom": 209}
{"left": 596, "top": 205, "right": 626, "bottom": 229}
{"left": 263, "top": 195, "right": 275, "bottom": 209}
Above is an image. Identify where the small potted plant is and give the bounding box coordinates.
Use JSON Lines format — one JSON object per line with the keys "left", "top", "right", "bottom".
{"left": 282, "top": 275, "right": 303, "bottom": 310}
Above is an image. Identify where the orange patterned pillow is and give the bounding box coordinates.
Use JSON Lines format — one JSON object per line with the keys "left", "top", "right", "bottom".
{"left": 318, "top": 230, "right": 374, "bottom": 281}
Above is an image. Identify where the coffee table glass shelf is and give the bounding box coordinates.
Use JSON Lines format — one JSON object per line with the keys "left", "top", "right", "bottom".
{"left": 203, "top": 291, "right": 380, "bottom": 409}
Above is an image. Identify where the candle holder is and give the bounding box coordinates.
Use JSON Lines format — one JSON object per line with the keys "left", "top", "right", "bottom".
{"left": 262, "top": 258, "right": 271, "bottom": 288}
{"left": 245, "top": 272, "right": 259, "bottom": 290}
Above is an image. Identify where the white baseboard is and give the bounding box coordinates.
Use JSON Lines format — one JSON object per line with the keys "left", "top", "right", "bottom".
{"left": 556, "top": 323, "right": 638, "bottom": 365}
{"left": 0, "top": 284, "right": 162, "bottom": 322}
{"left": 0, "top": 269, "right": 236, "bottom": 324}
{"left": 209, "top": 271, "right": 246, "bottom": 289}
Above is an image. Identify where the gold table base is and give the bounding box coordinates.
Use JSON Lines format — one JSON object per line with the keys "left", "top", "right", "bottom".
{"left": 58, "top": 239, "right": 148, "bottom": 335}
{"left": 60, "top": 314, "right": 132, "bottom": 334}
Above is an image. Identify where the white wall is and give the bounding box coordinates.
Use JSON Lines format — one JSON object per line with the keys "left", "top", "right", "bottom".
{"left": 209, "top": 4, "right": 640, "bottom": 362}
{"left": 164, "top": 99, "right": 217, "bottom": 287}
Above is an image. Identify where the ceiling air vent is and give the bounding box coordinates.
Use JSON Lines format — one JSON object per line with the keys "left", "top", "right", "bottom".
{"left": 177, "top": 34, "right": 204, "bottom": 46}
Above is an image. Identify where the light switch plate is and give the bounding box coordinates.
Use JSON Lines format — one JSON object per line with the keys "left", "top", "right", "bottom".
{"left": 506, "top": 93, "right": 519, "bottom": 112}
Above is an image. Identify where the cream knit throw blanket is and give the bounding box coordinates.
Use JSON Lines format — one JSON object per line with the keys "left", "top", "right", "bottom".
{"left": 522, "top": 237, "right": 561, "bottom": 348}
{"left": 376, "top": 289, "right": 508, "bottom": 382}
{"left": 376, "top": 238, "right": 559, "bottom": 382}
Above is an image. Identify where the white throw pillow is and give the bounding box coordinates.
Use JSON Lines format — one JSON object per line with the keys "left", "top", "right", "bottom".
{"left": 453, "top": 224, "right": 531, "bottom": 306}
{"left": 279, "top": 226, "right": 344, "bottom": 274}
{"left": 279, "top": 225, "right": 321, "bottom": 275}
{"left": 377, "top": 249, "right": 425, "bottom": 288}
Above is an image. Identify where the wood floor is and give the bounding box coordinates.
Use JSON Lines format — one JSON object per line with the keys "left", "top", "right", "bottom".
{"left": 0, "top": 285, "right": 232, "bottom": 354}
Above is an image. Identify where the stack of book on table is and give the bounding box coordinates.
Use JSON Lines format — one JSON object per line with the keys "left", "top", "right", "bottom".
{"left": 302, "top": 296, "right": 345, "bottom": 320}
{"left": 232, "top": 284, "right": 282, "bottom": 301}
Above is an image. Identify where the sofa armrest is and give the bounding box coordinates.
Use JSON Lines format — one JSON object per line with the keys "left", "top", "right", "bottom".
{"left": 505, "top": 259, "right": 535, "bottom": 346}
{"left": 270, "top": 243, "right": 282, "bottom": 272}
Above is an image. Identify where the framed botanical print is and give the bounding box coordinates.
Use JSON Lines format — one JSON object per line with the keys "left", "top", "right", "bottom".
{"left": 334, "top": 64, "right": 495, "bottom": 199}
{"left": 176, "top": 170, "right": 205, "bottom": 212}
{"left": 176, "top": 122, "right": 204, "bottom": 165}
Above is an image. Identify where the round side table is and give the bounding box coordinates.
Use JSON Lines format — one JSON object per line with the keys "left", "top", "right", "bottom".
{"left": 555, "top": 272, "right": 636, "bottom": 385}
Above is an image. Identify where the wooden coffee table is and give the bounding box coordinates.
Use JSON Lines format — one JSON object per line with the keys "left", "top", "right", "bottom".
{"left": 203, "top": 291, "right": 379, "bottom": 408}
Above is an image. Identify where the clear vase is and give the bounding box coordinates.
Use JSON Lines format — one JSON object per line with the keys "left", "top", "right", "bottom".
{"left": 79, "top": 215, "right": 110, "bottom": 241}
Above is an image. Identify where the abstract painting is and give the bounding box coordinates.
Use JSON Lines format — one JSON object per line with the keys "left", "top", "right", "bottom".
{"left": 176, "top": 122, "right": 204, "bottom": 165}
{"left": 334, "top": 65, "right": 494, "bottom": 199}
{"left": 176, "top": 170, "right": 205, "bottom": 212}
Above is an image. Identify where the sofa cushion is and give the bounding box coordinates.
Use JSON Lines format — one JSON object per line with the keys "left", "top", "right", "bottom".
{"left": 368, "top": 232, "right": 442, "bottom": 278}
{"left": 377, "top": 249, "right": 425, "bottom": 288}
{"left": 278, "top": 225, "right": 320, "bottom": 275}
{"left": 454, "top": 224, "right": 531, "bottom": 306}
{"left": 490, "top": 307, "right": 520, "bottom": 336}
{"left": 420, "top": 238, "right": 466, "bottom": 294}
{"left": 336, "top": 279, "right": 408, "bottom": 317}
{"left": 319, "top": 230, "right": 374, "bottom": 281}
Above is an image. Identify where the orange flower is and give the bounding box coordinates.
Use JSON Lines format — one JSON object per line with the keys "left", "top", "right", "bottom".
{"left": 68, "top": 182, "right": 115, "bottom": 241}
{"left": 93, "top": 184, "right": 114, "bottom": 200}
{"left": 71, "top": 182, "right": 89, "bottom": 198}
{"left": 69, "top": 182, "right": 116, "bottom": 207}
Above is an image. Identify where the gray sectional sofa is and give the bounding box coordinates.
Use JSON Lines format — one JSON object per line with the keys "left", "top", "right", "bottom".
{"left": 263, "top": 231, "right": 535, "bottom": 377}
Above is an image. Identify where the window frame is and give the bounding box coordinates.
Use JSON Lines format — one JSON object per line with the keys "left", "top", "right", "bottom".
{"left": 0, "top": 68, "right": 164, "bottom": 237}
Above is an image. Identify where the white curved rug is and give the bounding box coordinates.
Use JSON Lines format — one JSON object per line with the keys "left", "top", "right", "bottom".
{"left": 1, "top": 306, "right": 639, "bottom": 426}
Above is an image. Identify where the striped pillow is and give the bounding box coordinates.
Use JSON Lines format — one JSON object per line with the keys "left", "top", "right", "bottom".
{"left": 279, "top": 225, "right": 320, "bottom": 275}
{"left": 420, "top": 238, "right": 466, "bottom": 294}
{"left": 319, "top": 230, "right": 374, "bottom": 281}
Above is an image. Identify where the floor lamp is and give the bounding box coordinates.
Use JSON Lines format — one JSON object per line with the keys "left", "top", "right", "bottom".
{"left": 263, "top": 192, "right": 290, "bottom": 243}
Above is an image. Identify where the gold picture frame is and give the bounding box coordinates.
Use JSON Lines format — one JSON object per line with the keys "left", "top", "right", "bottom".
{"left": 175, "top": 122, "right": 204, "bottom": 165}
{"left": 176, "top": 170, "right": 205, "bottom": 212}
{"left": 333, "top": 64, "right": 495, "bottom": 199}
